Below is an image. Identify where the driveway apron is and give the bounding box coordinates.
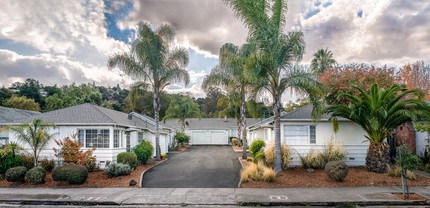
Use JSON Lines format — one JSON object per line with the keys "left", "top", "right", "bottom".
{"left": 141, "top": 145, "right": 242, "bottom": 188}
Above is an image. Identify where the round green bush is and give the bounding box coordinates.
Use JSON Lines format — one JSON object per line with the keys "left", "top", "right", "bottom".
{"left": 250, "top": 140, "right": 265, "bottom": 156}
{"left": 65, "top": 165, "right": 88, "bottom": 185}
{"left": 26, "top": 167, "right": 46, "bottom": 184}
{"left": 325, "top": 161, "right": 348, "bottom": 182}
{"left": 134, "top": 141, "right": 154, "bottom": 165}
{"left": 117, "top": 152, "right": 138, "bottom": 169}
{"left": 5, "top": 166, "right": 27, "bottom": 182}
{"left": 253, "top": 151, "right": 265, "bottom": 164}
{"left": 52, "top": 166, "right": 69, "bottom": 181}
{"left": 174, "top": 132, "right": 190, "bottom": 146}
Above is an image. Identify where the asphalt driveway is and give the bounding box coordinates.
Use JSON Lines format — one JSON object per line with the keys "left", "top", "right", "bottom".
{"left": 141, "top": 146, "right": 242, "bottom": 188}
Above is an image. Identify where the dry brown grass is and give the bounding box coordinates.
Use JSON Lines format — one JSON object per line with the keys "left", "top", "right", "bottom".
{"left": 387, "top": 166, "right": 416, "bottom": 180}
{"left": 240, "top": 160, "right": 276, "bottom": 183}
{"left": 264, "top": 142, "right": 290, "bottom": 170}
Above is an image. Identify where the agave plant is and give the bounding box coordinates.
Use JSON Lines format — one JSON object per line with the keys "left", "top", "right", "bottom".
{"left": 327, "top": 83, "right": 430, "bottom": 172}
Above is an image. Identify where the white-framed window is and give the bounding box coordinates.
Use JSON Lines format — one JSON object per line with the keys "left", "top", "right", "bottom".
{"left": 284, "top": 125, "right": 316, "bottom": 145}
{"left": 138, "top": 132, "right": 144, "bottom": 143}
{"left": 114, "top": 130, "right": 120, "bottom": 148}
{"left": 77, "top": 129, "right": 110, "bottom": 148}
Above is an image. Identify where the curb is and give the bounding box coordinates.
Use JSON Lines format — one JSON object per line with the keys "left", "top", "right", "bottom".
{"left": 237, "top": 200, "right": 430, "bottom": 207}
{"left": 139, "top": 158, "right": 168, "bottom": 188}
{"left": 237, "top": 157, "right": 246, "bottom": 188}
{"left": 0, "top": 200, "right": 119, "bottom": 206}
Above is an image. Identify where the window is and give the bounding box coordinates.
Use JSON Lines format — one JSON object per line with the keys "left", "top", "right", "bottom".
{"left": 78, "top": 130, "right": 84, "bottom": 144}
{"left": 85, "top": 129, "right": 110, "bottom": 148}
{"left": 284, "top": 126, "right": 308, "bottom": 145}
{"left": 310, "top": 126, "right": 316, "bottom": 144}
{"left": 114, "top": 130, "right": 120, "bottom": 148}
{"left": 138, "top": 132, "right": 144, "bottom": 143}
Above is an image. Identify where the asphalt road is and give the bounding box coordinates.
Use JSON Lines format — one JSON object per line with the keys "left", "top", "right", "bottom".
{"left": 141, "top": 145, "right": 242, "bottom": 188}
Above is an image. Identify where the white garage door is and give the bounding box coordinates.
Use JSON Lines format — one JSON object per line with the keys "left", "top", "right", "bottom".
{"left": 191, "top": 130, "right": 228, "bottom": 145}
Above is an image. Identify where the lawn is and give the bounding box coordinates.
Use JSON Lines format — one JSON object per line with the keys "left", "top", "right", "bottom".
{"left": 240, "top": 159, "right": 430, "bottom": 188}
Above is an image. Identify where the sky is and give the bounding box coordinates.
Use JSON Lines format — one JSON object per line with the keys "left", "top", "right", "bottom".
{"left": 0, "top": 0, "right": 429, "bottom": 101}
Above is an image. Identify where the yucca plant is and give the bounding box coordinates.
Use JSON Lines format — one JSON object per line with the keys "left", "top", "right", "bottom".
{"left": 327, "top": 83, "right": 430, "bottom": 172}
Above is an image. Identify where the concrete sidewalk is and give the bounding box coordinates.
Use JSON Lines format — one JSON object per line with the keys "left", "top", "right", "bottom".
{"left": 0, "top": 186, "right": 429, "bottom": 206}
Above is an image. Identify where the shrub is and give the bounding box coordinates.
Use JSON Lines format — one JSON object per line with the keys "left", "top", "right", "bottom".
{"left": 5, "top": 166, "right": 27, "bottom": 182}
{"left": 232, "top": 138, "right": 238, "bottom": 145}
{"left": 299, "top": 139, "right": 347, "bottom": 169}
{"left": 265, "top": 142, "right": 290, "bottom": 170}
{"left": 0, "top": 153, "right": 21, "bottom": 175}
{"left": 387, "top": 166, "right": 416, "bottom": 180}
{"left": 39, "top": 158, "right": 55, "bottom": 172}
{"left": 117, "top": 152, "right": 138, "bottom": 169}
{"left": 240, "top": 161, "right": 276, "bottom": 183}
{"left": 26, "top": 167, "right": 46, "bottom": 184}
{"left": 104, "top": 163, "right": 133, "bottom": 178}
{"left": 66, "top": 165, "right": 88, "bottom": 184}
{"left": 250, "top": 140, "right": 265, "bottom": 156}
{"left": 52, "top": 166, "right": 69, "bottom": 181}
{"left": 54, "top": 135, "right": 96, "bottom": 169}
{"left": 175, "top": 132, "right": 190, "bottom": 146}
{"left": 299, "top": 150, "right": 325, "bottom": 169}
{"left": 84, "top": 158, "right": 97, "bottom": 172}
{"left": 134, "top": 141, "right": 154, "bottom": 165}
{"left": 19, "top": 154, "right": 34, "bottom": 170}
{"left": 253, "top": 151, "right": 265, "bottom": 164}
{"left": 325, "top": 161, "right": 348, "bottom": 182}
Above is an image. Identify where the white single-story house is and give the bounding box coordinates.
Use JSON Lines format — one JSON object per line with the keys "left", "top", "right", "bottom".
{"left": 0, "top": 106, "right": 41, "bottom": 147}
{"left": 247, "top": 104, "right": 369, "bottom": 167}
{"left": 415, "top": 100, "right": 430, "bottom": 156}
{"left": 2, "top": 103, "right": 174, "bottom": 166}
{"left": 165, "top": 117, "right": 258, "bottom": 145}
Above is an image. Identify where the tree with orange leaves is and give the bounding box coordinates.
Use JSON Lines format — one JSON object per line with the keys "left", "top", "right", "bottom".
{"left": 398, "top": 61, "right": 430, "bottom": 100}
{"left": 53, "top": 134, "right": 97, "bottom": 171}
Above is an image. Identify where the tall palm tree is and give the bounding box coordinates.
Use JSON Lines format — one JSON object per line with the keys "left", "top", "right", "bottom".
{"left": 217, "top": 92, "right": 241, "bottom": 140}
{"left": 1, "top": 119, "right": 55, "bottom": 167}
{"left": 108, "top": 22, "right": 190, "bottom": 160}
{"left": 202, "top": 43, "right": 255, "bottom": 159}
{"left": 225, "top": 0, "right": 323, "bottom": 171}
{"left": 311, "top": 48, "right": 336, "bottom": 75}
{"left": 326, "top": 84, "right": 430, "bottom": 172}
{"left": 163, "top": 96, "right": 200, "bottom": 132}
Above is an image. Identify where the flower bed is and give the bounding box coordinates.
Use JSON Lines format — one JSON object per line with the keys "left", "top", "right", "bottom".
{"left": 0, "top": 160, "right": 162, "bottom": 188}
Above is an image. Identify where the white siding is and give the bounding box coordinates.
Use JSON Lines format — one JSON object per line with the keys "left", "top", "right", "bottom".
{"left": 416, "top": 130, "right": 429, "bottom": 156}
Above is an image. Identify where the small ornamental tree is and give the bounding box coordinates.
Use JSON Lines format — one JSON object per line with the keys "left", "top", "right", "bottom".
{"left": 320, "top": 64, "right": 398, "bottom": 104}
{"left": 397, "top": 145, "right": 419, "bottom": 198}
{"left": 53, "top": 134, "right": 96, "bottom": 171}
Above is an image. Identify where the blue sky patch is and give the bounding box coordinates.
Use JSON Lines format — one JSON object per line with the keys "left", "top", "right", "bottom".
{"left": 357, "top": 10, "right": 363, "bottom": 18}
{"left": 0, "top": 38, "right": 40, "bottom": 56}
{"left": 304, "top": 9, "right": 321, "bottom": 20}
{"left": 314, "top": 1, "right": 321, "bottom": 7}
{"left": 103, "top": 0, "right": 136, "bottom": 44}
{"left": 186, "top": 49, "right": 218, "bottom": 74}
{"left": 323, "top": 2, "right": 332, "bottom": 7}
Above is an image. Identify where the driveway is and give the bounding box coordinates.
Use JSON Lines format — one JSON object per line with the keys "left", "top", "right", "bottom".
{"left": 141, "top": 146, "right": 242, "bottom": 188}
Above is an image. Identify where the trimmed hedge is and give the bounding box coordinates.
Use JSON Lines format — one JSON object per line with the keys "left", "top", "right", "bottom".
{"left": 52, "top": 165, "right": 88, "bottom": 184}
{"left": 26, "top": 167, "right": 46, "bottom": 184}
{"left": 5, "top": 166, "right": 27, "bottom": 182}
{"left": 117, "top": 152, "right": 137, "bottom": 169}
{"left": 134, "top": 141, "right": 154, "bottom": 165}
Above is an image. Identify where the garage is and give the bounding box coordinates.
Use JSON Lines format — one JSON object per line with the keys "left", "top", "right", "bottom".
{"left": 191, "top": 130, "right": 228, "bottom": 145}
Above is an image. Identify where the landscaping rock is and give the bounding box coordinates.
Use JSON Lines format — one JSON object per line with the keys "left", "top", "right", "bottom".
{"left": 129, "top": 179, "right": 137, "bottom": 186}
{"left": 325, "top": 161, "right": 348, "bottom": 182}
{"left": 306, "top": 168, "right": 315, "bottom": 173}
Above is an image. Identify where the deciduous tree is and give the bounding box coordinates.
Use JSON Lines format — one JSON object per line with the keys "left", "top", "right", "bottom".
{"left": 398, "top": 60, "right": 430, "bottom": 100}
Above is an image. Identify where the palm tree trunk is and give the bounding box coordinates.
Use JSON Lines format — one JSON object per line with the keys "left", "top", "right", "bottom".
{"left": 154, "top": 91, "right": 161, "bottom": 160}
{"left": 366, "top": 142, "right": 390, "bottom": 173}
{"left": 237, "top": 119, "right": 241, "bottom": 142}
{"left": 33, "top": 150, "right": 38, "bottom": 167}
{"left": 181, "top": 115, "right": 186, "bottom": 133}
{"left": 241, "top": 99, "right": 247, "bottom": 159}
{"left": 273, "top": 93, "right": 282, "bottom": 172}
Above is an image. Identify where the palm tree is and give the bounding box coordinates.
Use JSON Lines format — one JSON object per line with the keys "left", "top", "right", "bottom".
{"left": 202, "top": 43, "right": 255, "bottom": 159}
{"left": 163, "top": 96, "right": 200, "bottom": 132}
{"left": 326, "top": 84, "right": 430, "bottom": 172}
{"left": 0, "top": 142, "right": 23, "bottom": 159}
{"left": 217, "top": 92, "right": 241, "bottom": 140}
{"left": 108, "top": 22, "right": 190, "bottom": 160}
{"left": 311, "top": 48, "right": 336, "bottom": 75}
{"left": 1, "top": 119, "right": 55, "bottom": 167}
{"left": 225, "top": 0, "right": 323, "bottom": 172}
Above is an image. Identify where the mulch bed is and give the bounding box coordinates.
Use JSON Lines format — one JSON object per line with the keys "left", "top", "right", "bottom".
{"left": 240, "top": 160, "right": 430, "bottom": 188}
{"left": 393, "top": 193, "right": 429, "bottom": 201}
{"left": 232, "top": 145, "right": 248, "bottom": 152}
{"left": 170, "top": 145, "right": 191, "bottom": 153}
{"left": 0, "top": 160, "right": 163, "bottom": 188}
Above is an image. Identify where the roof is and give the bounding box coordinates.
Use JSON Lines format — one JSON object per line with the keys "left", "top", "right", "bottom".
{"left": 164, "top": 118, "right": 259, "bottom": 130}
{"left": 0, "top": 106, "right": 41, "bottom": 123}
{"left": 248, "top": 104, "right": 349, "bottom": 130}
{"left": 10, "top": 103, "right": 170, "bottom": 133}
